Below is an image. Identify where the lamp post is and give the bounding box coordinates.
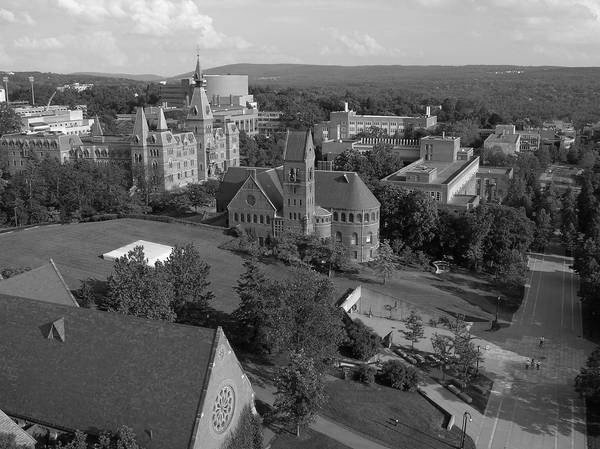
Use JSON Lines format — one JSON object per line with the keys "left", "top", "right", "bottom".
{"left": 28, "top": 76, "right": 35, "bottom": 106}
{"left": 2, "top": 76, "right": 8, "bottom": 103}
{"left": 460, "top": 411, "right": 472, "bottom": 449}
{"left": 476, "top": 345, "right": 481, "bottom": 374}
{"left": 495, "top": 295, "right": 502, "bottom": 322}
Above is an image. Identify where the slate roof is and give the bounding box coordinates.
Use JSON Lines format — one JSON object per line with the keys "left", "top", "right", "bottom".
{"left": 0, "top": 408, "right": 36, "bottom": 448}
{"left": 0, "top": 260, "right": 78, "bottom": 307}
{"left": 315, "top": 171, "right": 380, "bottom": 210}
{"left": 217, "top": 166, "right": 271, "bottom": 212}
{"left": 283, "top": 130, "right": 312, "bottom": 162}
{"left": 0, "top": 295, "right": 218, "bottom": 449}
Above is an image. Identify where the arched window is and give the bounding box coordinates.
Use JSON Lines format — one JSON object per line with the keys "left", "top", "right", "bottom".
{"left": 260, "top": 215, "right": 264, "bottom": 224}
{"left": 168, "top": 158, "right": 173, "bottom": 168}
{"left": 364, "top": 213, "right": 369, "bottom": 222}
{"left": 266, "top": 216, "right": 271, "bottom": 225}
{"left": 351, "top": 233, "right": 358, "bottom": 245}
{"left": 253, "top": 214, "right": 258, "bottom": 223}
{"left": 371, "top": 212, "right": 376, "bottom": 221}
{"left": 357, "top": 213, "right": 362, "bottom": 223}
{"left": 241, "top": 214, "right": 245, "bottom": 222}
{"left": 341, "top": 213, "right": 346, "bottom": 222}
{"left": 247, "top": 214, "right": 251, "bottom": 223}
{"left": 333, "top": 211, "right": 338, "bottom": 221}
{"left": 335, "top": 232, "right": 342, "bottom": 242}
{"left": 152, "top": 161, "right": 158, "bottom": 170}
{"left": 234, "top": 212, "right": 239, "bottom": 222}
{"left": 349, "top": 213, "right": 354, "bottom": 223}
{"left": 366, "top": 232, "right": 372, "bottom": 243}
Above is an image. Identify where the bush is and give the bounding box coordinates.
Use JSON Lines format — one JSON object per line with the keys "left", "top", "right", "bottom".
{"left": 379, "top": 360, "right": 420, "bottom": 391}
{"left": 344, "top": 320, "right": 381, "bottom": 360}
{"left": 222, "top": 405, "right": 263, "bottom": 449}
{"left": 356, "top": 364, "right": 377, "bottom": 384}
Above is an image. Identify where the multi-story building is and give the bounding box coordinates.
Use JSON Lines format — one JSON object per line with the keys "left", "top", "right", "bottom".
{"left": 217, "top": 130, "right": 381, "bottom": 262}
{"left": 381, "top": 135, "right": 480, "bottom": 211}
{"left": 483, "top": 125, "right": 521, "bottom": 155}
{"left": 314, "top": 103, "right": 437, "bottom": 145}
{"left": 476, "top": 166, "right": 514, "bottom": 203}
{"left": 13, "top": 105, "right": 94, "bottom": 136}
{"left": 258, "top": 111, "right": 284, "bottom": 136}
{"left": 0, "top": 87, "right": 5, "bottom": 103}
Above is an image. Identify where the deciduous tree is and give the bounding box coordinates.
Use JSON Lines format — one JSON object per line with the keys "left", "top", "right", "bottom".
{"left": 403, "top": 310, "right": 425, "bottom": 349}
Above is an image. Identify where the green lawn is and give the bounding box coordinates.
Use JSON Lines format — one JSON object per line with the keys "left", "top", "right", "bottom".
{"left": 322, "top": 379, "right": 475, "bottom": 449}
{"left": 0, "top": 219, "right": 247, "bottom": 313}
{"left": 269, "top": 429, "right": 351, "bottom": 449}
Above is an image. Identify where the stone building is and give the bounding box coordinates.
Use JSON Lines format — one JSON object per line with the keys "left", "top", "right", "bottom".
{"left": 217, "top": 130, "right": 380, "bottom": 262}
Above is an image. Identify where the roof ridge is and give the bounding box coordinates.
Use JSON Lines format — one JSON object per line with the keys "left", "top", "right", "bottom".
{"left": 49, "top": 259, "right": 79, "bottom": 307}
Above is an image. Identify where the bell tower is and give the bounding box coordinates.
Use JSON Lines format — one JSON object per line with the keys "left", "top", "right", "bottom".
{"left": 282, "top": 130, "right": 316, "bottom": 235}
{"left": 184, "top": 53, "right": 213, "bottom": 180}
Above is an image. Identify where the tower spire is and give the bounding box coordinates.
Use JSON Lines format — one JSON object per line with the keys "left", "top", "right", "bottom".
{"left": 193, "top": 48, "right": 205, "bottom": 87}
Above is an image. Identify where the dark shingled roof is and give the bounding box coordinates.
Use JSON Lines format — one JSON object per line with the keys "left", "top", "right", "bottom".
{"left": 0, "top": 408, "right": 36, "bottom": 448}
{"left": 315, "top": 171, "right": 380, "bottom": 210}
{"left": 217, "top": 166, "right": 272, "bottom": 212}
{"left": 0, "top": 260, "right": 78, "bottom": 307}
{"left": 0, "top": 295, "right": 217, "bottom": 449}
{"left": 256, "top": 169, "right": 284, "bottom": 212}
{"left": 283, "top": 130, "right": 311, "bottom": 162}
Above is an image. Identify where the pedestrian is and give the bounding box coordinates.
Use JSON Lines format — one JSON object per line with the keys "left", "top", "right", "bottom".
{"left": 536, "top": 361, "right": 541, "bottom": 370}
{"left": 539, "top": 336, "right": 545, "bottom": 348}
{"left": 393, "top": 419, "right": 399, "bottom": 426}
{"left": 530, "top": 357, "right": 535, "bottom": 367}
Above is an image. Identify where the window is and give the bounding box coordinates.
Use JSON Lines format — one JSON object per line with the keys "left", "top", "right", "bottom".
{"left": 253, "top": 214, "right": 258, "bottom": 223}
{"left": 365, "top": 213, "right": 369, "bottom": 222}
{"left": 333, "top": 211, "right": 338, "bottom": 221}
{"left": 335, "top": 232, "right": 342, "bottom": 242}
{"left": 260, "top": 215, "right": 264, "bottom": 224}
{"left": 353, "top": 251, "right": 358, "bottom": 259}
{"left": 241, "top": 213, "right": 245, "bottom": 222}
{"left": 341, "top": 213, "right": 346, "bottom": 222}
{"left": 289, "top": 213, "right": 292, "bottom": 219}
{"left": 266, "top": 216, "right": 271, "bottom": 225}
{"left": 259, "top": 237, "right": 264, "bottom": 246}
{"left": 234, "top": 213, "right": 239, "bottom": 222}
{"left": 247, "top": 214, "right": 251, "bottom": 223}
{"left": 351, "top": 233, "right": 358, "bottom": 245}
{"left": 349, "top": 213, "right": 354, "bottom": 223}
{"left": 371, "top": 212, "right": 376, "bottom": 221}
{"left": 357, "top": 213, "right": 362, "bottom": 223}
{"left": 366, "top": 232, "right": 372, "bottom": 243}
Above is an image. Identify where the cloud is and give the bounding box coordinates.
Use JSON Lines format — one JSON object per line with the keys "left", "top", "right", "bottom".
{"left": 14, "top": 36, "right": 65, "bottom": 50}
{"left": 321, "top": 28, "right": 402, "bottom": 57}
{"left": 0, "top": 8, "right": 16, "bottom": 22}
{"left": 0, "top": 7, "right": 35, "bottom": 24}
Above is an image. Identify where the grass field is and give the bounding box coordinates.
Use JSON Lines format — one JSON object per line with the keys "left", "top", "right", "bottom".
{"left": 322, "top": 379, "right": 475, "bottom": 449}
{"left": 269, "top": 429, "right": 351, "bottom": 449}
{"left": 0, "top": 219, "right": 245, "bottom": 313}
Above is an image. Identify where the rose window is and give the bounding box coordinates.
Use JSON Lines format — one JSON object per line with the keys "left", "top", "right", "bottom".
{"left": 212, "top": 385, "right": 235, "bottom": 433}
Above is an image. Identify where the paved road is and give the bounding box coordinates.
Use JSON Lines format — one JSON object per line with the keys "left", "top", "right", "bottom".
{"left": 472, "top": 251, "right": 595, "bottom": 449}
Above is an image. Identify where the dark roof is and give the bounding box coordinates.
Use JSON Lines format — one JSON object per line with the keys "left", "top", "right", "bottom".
{"left": 0, "top": 295, "right": 217, "bottom": 449}
{"left": 256, "top": 169, "right": 284, "bottom": 212}
{"left": 217, "top": 166, "right": 272, "bottom": 212}
{"left": 0, "top": 409, "right": 36, "bottom": 447}
{"left": 283, "top": 130, "right": 311, "bottom": 162}
{"left": 315, "top": 171, "right": 380, "bottom": 210}
{"left": 0, "top": 260, "right": 78, "bottom": 307}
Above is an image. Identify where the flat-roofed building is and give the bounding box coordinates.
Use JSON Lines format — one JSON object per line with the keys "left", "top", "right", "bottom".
{"left": 14, "top": 105, "right": 94, "bottom": 136}
{"left": 381, "top": 135, "right": 480, "bottom": 211}
{"left": 258, "top": 111, "right": 284, "bottom": 136}
{"left": 476, "top": 166, "right": 514, "bottom": 203}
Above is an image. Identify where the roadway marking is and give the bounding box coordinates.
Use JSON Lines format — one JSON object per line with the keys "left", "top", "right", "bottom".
{"left": 504, "top": 397, "right": 519, "bottom": 449}
{"left": 487, "top": 392, "right": 505, "bottom": 449}
{"left": 530, "top": 253, "right": 546, "bottom": 324}
{"left": 519, "top": 257, "right": 538, "bottom": 325}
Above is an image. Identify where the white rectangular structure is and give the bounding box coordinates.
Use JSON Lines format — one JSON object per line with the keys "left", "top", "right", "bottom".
{"left": 102, "top": 240, "right": 173, "bottom": 266}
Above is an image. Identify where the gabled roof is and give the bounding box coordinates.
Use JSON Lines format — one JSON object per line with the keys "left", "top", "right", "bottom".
{"left": 229, "top": 176, "right": 277, "bottom": 213}
{"left": 0, "top": 260, "right": 78, "bottom": 307}
{"left": 0, "top": 295, "right": 218, "bottom": 449}
{"left": 132, "top": 107, "right": 149, "bottom": 142}
{"left": 90, "top": 115, "right": 103, "bottom": 137}
{"left": 0, "top": 408, "right": 36, "bottom": 448}
{"left": 256, "top": 168, "right": 284, "bottom": 212}
{"left": 315, "top": 170, "right": 380, "bottom": 210}
{"left": 283, "top": 130, "right": 313, "bottom": 162}
{"left": 187, "top": 87, "right": 213, "bottom": 121}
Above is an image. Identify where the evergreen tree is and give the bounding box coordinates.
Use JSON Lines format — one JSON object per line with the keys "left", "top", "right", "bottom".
{"left": 373, "top": 239, "right": 396, "bottom": 284}
{"left": 232, "top": 257, "right": 267, "bottom": 345}
{"left": 403, "top": 310, "right": 425, "bottom": 349}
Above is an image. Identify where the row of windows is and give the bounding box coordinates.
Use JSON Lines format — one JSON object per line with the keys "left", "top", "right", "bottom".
{"left": 233, "top": 213, "right": 271, "bottom": 225}
{"left": 332, "top": 211, "right": 379, "bottom": 223}
{"left": 334, "top": 231, "right": 377, "bottom": 245}
{"left": 315, "top": 216, "right": 331, "bottom": 224}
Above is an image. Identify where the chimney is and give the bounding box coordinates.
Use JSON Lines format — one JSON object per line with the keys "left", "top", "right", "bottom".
{"left": 344, "top": 102, "right": 349, "bottom": 112}
{"left": 426, "top": 106, "right": 431, "bottom": 117}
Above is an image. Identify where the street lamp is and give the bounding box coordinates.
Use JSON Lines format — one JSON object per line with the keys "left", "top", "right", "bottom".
{"left": 495, "top": 295, "right": 502, "bottom": 323}
{"left": 460, "top": 411, "right": 472, "bottom": 449}
{"left": 28, "top": 76, "right": 35, "bottom": 105}
{"left": 476, "top": 345, "right": 481, "bottom": 374}
{"left": 2, "top": 76, "right": 8, "bottom": 103}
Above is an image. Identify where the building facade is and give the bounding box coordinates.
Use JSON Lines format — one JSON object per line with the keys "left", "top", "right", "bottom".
{"left": 476, "top": 166, "right": 514, "bottom": 203}
{"left": 381, "top": 135, "right": 480, "bottom": 211}
{"left": 218, "top": 130, "right": 381, "bottom": 262}
{"left": 14, "top": 105, "right": 94, "bottom": 136}
{"left": 258, "top": 111, "right": 284, "bottom": 136}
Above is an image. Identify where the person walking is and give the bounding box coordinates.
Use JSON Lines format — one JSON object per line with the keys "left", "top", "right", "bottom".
{"left": 539, "top": 336, "right": 545, "bottom": 348}
{"left": 536, "top": 361, "right": 541, "bottom": 370}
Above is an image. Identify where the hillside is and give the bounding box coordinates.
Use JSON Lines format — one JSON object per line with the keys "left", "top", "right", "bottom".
{"left": 69, "top": 72, "right": 166, "bottom": 82}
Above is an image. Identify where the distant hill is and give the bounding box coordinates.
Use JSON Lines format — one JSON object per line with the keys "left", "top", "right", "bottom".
{"left": 69, "top": 72, "right": 165, "bottom": 82}
{"left": 165, "top": 63, "right": 600, "bottom": 89}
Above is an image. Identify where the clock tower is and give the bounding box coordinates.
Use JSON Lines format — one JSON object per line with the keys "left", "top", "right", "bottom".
{"left": 282, "top": 130, "right": 316, "bottom": 235}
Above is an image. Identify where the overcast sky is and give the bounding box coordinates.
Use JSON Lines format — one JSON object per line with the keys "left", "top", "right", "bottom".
{"left": 1, "top": 0, "right": 599, "bottom": 75}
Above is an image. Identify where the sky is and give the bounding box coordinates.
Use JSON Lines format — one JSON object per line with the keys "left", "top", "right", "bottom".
{"left": 1, "top": 0, "right": 600, "bottom": 75}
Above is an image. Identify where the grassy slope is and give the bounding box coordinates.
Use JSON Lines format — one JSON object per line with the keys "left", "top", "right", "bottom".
{"left": 270, "top": 429, "right": 351, "bottom": 449}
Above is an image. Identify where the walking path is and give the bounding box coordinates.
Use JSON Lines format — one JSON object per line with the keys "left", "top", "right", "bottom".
{"left": 419, "top": 250, "right": 595, "bottom": 449}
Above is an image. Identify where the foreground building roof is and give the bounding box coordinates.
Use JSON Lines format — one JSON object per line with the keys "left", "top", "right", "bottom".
{"left": 0, "top": 409, "right": 36, "bottom": 448}
{"left": 0, "top": 260, "right": 78, "bottom": 307}
{"left": 0, "top": 295, "right": 220, "bottom": 449}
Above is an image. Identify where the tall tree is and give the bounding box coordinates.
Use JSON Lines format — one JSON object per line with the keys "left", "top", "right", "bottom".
{"left": 576, "top": 347, "right": 600, "bottom": 404}
{"left": 274, "top": 352, "right": 326, "bottom": 437}
{"left": 232, "top": 257, "right": 267, "bottom": 345}
{"left": 373, "top": 239, "right": 396, "bottom": 284}
{"left": 403, "top": 310, "right": 425, "bottom": 349}
{"left": 105, "top": 246, "right": 176, "bottom": 321}
{"left": 158, "top": 243, "right": 214, "bottom": 322}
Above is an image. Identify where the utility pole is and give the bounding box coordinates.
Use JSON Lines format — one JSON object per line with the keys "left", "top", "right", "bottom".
{"left": 28, "top": 76, "right": 35, "bottom": 106}
{"left": 2, "top": 76, "right": 8, "bottom": 103}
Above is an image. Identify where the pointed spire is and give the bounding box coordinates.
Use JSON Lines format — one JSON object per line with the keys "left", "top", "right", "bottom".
{"left": 193, "top": 52, "right": 206, "bottom": 87}
{"left": 91, "top": 115, "right": 103, "bottom": 137}
{"left": 156, "top": 108, "right": 168, "bottom": 131}
{"left": 133, "top": 107, "right": 149, "bottom": 143}
{"left": 187, "top": 85, "right": 213, "bottom": 121}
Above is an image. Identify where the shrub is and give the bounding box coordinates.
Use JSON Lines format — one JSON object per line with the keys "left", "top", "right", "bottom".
{"left": 379, "top": 360, "right": 420, "bottom": 391}
{"left": 222, "top": 405, "right": 263, "bottom": 449}
{"left": 344, "top": 320, "right": 381, "bottom": 360}
{"left": 356, "top": 364, "right": 377, "bottom": 384}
